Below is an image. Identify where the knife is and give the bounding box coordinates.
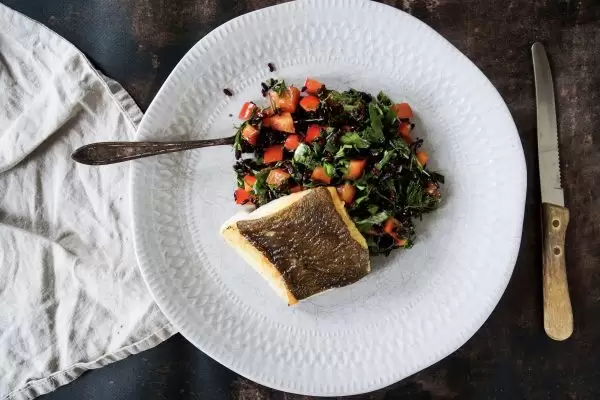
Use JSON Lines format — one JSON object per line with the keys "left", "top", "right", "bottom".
{"left": 532, "top": 42, "right": 573, "bottom": 341}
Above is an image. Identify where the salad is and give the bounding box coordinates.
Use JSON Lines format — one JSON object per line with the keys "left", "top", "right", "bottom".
{"left": 232, "top": 78, "right": 444, "bottom": 255}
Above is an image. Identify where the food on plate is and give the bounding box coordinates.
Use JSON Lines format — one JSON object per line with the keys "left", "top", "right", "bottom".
{"left": 221, "top": 187, "right": 370, "bottom": 305}
{"left": 231, "top": 78, "right": 444, "bottom": 256}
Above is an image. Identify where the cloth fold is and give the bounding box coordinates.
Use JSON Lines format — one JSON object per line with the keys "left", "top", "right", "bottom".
{"left": 0, "top": 4, "right": 176, "bottom": 399}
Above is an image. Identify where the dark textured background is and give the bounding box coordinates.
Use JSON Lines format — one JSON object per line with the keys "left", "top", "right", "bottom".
{"left": 3, "top": 0, "right": 600, "bottom": 399}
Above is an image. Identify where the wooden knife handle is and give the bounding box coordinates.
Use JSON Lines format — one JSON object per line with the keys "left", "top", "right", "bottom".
{"left": 542, "top": 203, "right": 573, "bottom": 341}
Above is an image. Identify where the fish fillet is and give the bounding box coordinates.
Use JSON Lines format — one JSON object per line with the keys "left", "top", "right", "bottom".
{"left": 220, "top": 187, "right": 370, "bottom": 305}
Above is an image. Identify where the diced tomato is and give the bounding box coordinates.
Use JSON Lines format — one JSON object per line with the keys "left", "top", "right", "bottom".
{"left": 383, "top": 217, "right": 407, "bottom": 246}
{"left": 263, "top": 145, "right": 284, "bottom": 164}
{"left": 284, "top": 135, "right": 301, "bottom": 151}
{"left": 234, "top": 188, "right": 252, "bottom": 205}
{"left": 304, "top": 78, "right": 323, "bottom": 94}
{"left": 290, "top": 185, "right": 303, "bottom": 193}
{"left": 266, "top": 168, "right": 291, "bottom": 186}
{"left": 269, "top": 86, "right": 300, "bottom": 113}
{"left": 391, "top": 103, "right": 413, "bottom": 119}
{"left": 416, "top": 151, "right": 429, "bottom": 166}
{"left": 241, "top": 124, "right": 259, "bottom": 146}
{"left": 311, "top": 166, "right": 331, "bottom": 184}
{"left": 383, "top": 217, "right": 400, "bottom": 235}
{"left": 336, "top": 183, "right": 356, "bottom": 205}
{"left": 243, "top": 175, "right": 257, "bottom": 191}
{"left": 344, "top": 159, "right": 367, "bottom": 180}
{"left": 238, "top": 102, "right": 257, "bottom": 120}
{"left": 263, "top": 112, "right": 295, "bottom": 133}
{"left": 395, "top": 238, "right": 408, "bottom": 247}
{"left": 261, "top": 107, "right": 275, "bottom": 117}
{"left": 399, "top": 121, "right": 411, "bottom": 138}
{"left": 299, "top": 95, "right": 320, "bottom": 112}
{"left": 305, "top": 124, "right": 322, "bottom": 143}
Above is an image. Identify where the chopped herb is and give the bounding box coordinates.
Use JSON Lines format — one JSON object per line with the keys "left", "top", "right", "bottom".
{"left": 366, "top": 103, "right": 385, "bottom": 143}
{"left": 335, "top": 144, "right": 353, "bottom": 159}
{"left": 377, "top": 91, "right": 393, "bottom": 106}
{"left": 367, "top": 204, "right": 379, "bottom": 215}
{"left": 390, "top": 138, "right": 411, "bottom": 158}
{"left": 293, "top": 143, "right": 317, "bottom": 169}
{"left": 233, "top": 123, "right": 245, "bottom": 152}
{"left": 262, "top": 78, "right": 287, "bottom": 96}
{"left": 376, "top": 150, "right": 395, "bottom": 170}
{"left": 323, "top": 162, "right": 335, "bottom": 177}
{"left": 340, "top": 132, "right": 370, "bottom": 148}
{"left": 355, "top": 212, "right": 390, "bottom": 232}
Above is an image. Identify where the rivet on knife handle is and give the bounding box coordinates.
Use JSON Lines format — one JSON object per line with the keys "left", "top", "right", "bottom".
{"left": 542, "top": 203, "right": 572, "bottom": 341}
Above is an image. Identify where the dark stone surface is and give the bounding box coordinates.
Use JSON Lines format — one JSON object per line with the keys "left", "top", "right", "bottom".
{"left": 2, "top": 0, "right": 599, "bottom": 398}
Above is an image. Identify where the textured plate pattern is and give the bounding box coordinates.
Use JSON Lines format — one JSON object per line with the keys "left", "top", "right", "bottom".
{"left": 131, "top": 0, "right": 526, "bottom": 395}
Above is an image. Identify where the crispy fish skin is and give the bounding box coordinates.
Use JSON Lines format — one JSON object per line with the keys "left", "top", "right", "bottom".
{"left": 220, "top": 187, "right": 370, "bottom": 305}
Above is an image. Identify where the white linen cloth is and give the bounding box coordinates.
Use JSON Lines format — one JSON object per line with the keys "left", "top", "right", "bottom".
{"left": 0, "top": 4, "right": 176, "bottom": 399}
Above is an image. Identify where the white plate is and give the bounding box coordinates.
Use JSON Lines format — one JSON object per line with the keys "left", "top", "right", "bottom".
{"left": 131, "top": 0, "right": 526, "bottom": 395}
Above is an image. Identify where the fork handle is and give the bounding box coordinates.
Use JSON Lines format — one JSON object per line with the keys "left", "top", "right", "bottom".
{"left": 71, "top": 136, "right": 235, "bottom": 165}
{"left": 542, "top": 202, "right": 573, "bottom": 341}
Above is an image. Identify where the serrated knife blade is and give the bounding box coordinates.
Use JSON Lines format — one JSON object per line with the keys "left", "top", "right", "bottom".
{"left": 532, "top": 42, "right": 564, "bottom": 207}
{"left": 532, "top": 42, "right": 573, "bottom": 341}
